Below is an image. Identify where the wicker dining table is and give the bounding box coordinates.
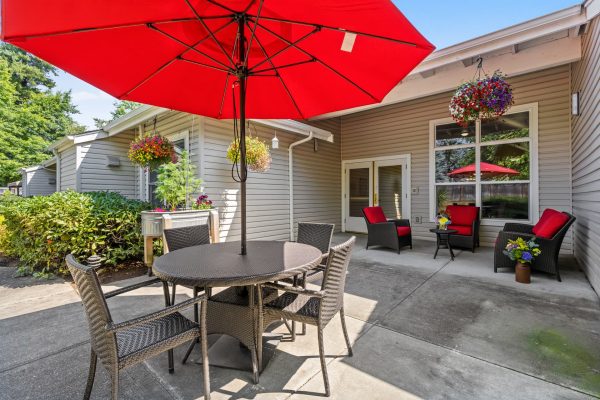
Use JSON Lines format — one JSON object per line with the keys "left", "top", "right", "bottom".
{"left": 152, "top": 240, "right": 323, "bottom": 382}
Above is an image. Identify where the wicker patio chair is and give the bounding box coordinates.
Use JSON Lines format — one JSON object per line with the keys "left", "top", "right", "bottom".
{"left": 362, "top": 206, "right": 412, "bottom": 253}
{"left": 258, "top": 236, "right": 356, "bottom": 397}
{"left": 493, "top": 212, "right": 575, "bottom": 281}
{"left": 65, "top": 254, "right": 211, "bottom": 400}
{"left": 289, "top": 222, "right": 335, "bottom": 338}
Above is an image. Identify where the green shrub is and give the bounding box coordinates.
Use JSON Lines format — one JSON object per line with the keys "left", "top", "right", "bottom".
{"left": 0, "top": 190, "right": 151, "bottom": 276}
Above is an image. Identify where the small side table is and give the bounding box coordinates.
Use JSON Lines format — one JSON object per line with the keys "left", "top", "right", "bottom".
{"left": 430, "top": 228, "right": 458, "bottom": 261}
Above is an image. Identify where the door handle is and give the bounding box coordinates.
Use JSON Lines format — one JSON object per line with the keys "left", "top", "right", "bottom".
{"left": 374, "top": 193, "right": 378, "bottom": 205}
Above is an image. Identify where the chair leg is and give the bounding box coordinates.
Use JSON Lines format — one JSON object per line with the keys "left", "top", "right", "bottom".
{"left": 317, "top": 323, "right": 331, "bottom": 397}
{"left": 340, "top": 307, "right": 353, "bottom": 357}
{"left": 556, "top": 269, "right": 562, "bottom": 282}
{"left": 111, "top": 370, "right": 119, "bottom": 400}
{"left": 200, "top": 298, "right": 211, "bottom": 400}
{"left": 170, "top": 284, "right": 177, "bottom": 308}
{"left": 162, "top": 281, "right": 174, "bottom": 374}
{"left": 84, "top": 349, "right": 97, "bottom": 400}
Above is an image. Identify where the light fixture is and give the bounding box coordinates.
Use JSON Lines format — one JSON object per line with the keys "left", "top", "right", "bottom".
{"left": 572, "top": 92, "right": 580, "bottom": 116}
{"left": 460, "top": 129, "right": 469, "bottom": 137}
{"left": 271, "top": 131, "right": 279, "bottom": 149}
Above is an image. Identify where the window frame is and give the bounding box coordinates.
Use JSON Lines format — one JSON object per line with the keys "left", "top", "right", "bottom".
{"left": 429, "top": 103, "right": 539, "bottom": 226}
{"left": 144, "top": 129, "right": 190, "bottom": 203}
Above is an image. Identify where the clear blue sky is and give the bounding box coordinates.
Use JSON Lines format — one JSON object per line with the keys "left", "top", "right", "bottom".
{"left": 53, "top": 0, "right": 579, "bottom": 129}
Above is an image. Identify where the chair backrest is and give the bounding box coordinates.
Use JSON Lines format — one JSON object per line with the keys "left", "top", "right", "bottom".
{"left": 163, "top": 224, "right": 210, "bottom": 253}
{"left": 446, "top": 205, "right": 479, "bottom": 226}
{"left": 65, "top": 254, "right": 118, "bottom": 371}
{"left": 362, "top": 207, "right": 387, "bottom": 224}
{"left": 297, "top": 222, "right": 335, "bottom": 255}
{"left": 319, "top": 236, "right": 356, "bottom": 325}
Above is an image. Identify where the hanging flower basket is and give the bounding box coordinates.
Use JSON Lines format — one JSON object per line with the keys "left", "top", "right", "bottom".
{"left": 226, "top": 136, "right": 272, "bottom": 173}
{"left": 449, "top": 71, "right": 514, "bottom": 127}
{"left": 128, "top": 134, "right": 176, "bottom": 170}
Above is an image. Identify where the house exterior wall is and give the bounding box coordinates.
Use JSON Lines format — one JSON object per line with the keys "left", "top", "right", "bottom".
{"left": 78, "top": 131, "right": 138, "bottom": 199}
{"left": 134, "top": 112, "right": 342, "bottom": 242}
{"left": 339, "top": 65, "right": 573, "bottom": 249}
{"left": 22, "top": 168, "right": 56, "bottom": 196}
{"left": 571, "top": 16, "right": 600, "bottom": 293}
{"left": 59, "top": 146, "right": 77, "bottom": 191}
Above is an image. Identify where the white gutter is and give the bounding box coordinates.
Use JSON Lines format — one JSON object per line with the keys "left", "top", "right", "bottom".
{"left": 288, "top": 132, "right": 314, "bottom": 241}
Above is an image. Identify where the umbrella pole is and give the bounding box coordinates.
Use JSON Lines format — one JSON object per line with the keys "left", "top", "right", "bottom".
{"left": 238, "top": 16, "right": 248, "bottom": 256}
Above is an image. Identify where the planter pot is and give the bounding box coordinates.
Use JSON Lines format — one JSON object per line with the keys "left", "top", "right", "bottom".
{"left": 141, "top": 209, "right": 214, "bottom": 237}
{"left": 515, "top": 262, "right": 531, "bottom": 284}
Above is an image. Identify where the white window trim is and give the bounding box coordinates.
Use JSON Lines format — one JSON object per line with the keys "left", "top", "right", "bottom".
{"left": 429, "top": 103, "right": 539, "bottom": 226}
{"left": 145, "top": 129, "right": 190, "bottom": 202}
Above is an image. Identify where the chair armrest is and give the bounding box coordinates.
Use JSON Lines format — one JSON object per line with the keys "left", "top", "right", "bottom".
{"left": 391, "top": 219, "right": 411, "bottom": 227}
{"left": 502, "top": 223, "right": 534, "bottom": 234}
{"left": 106, "top": 294, "right": 207, "bottom": 332}
{"left": 261, "top": 282, "right": 324, "bottom": 298}
{"left": 104, "top": 278, "right": 163, "bottom": 299}
{"left": 368, "top": 221, "right": 397, "bottom": 234}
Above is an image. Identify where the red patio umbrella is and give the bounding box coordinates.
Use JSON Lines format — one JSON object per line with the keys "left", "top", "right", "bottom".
{"left": 448, "top": 162, "right": 519, "bottom": 176}
{"left": 1, "top": 0, "right": 434, "bottom": 254}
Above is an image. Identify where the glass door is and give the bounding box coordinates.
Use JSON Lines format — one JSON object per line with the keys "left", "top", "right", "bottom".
{"left": 374, "top": 159, "right": 408, "bottom": 220}
{"left": 344, "top": 162, "right": 372, "bottom": 232}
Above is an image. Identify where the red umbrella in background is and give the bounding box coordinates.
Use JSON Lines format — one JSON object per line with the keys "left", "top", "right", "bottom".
{"left": 2, "top": 0, "right": 434, "bottom": 254}
{"left": 448, "top": 162, "right": 519, "bottom": 177}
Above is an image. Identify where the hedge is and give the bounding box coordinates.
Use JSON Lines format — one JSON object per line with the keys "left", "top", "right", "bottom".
{"left": 0, "top": 190, "right": 151, "bottom": 276}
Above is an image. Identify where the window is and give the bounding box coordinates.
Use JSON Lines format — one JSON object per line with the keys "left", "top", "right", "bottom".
{"left": 146, "top": 131, "right": 189, "bottom": 206}
{"left": 430, "top": 104, "right": 538, "bottom": 223}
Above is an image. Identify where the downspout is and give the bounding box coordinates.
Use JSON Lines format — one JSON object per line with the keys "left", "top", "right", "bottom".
{"left": 52, "top": 149, "right": 60, "bottom": 192}
{"left": 289, "top": 132, "right": 314, "bottom": 241}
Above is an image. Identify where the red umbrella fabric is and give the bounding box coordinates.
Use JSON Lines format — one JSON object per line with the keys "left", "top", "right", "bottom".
{"left": 1, "top": 0, "right": 434, "bottom": 119}
{"left": 2, "top": 0, "right": 434, "bottom": 254}
{"left": 448, "top": 162, "right": 519, "bottom": 176}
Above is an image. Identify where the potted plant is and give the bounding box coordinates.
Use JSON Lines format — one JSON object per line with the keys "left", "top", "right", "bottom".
{"left": 226, "top": 135, "right": 271, "bottom": 173}
{"left": 128, "top": 133, "right": 176, "bottom": 170}
{"left": 436, "top": 212, "right": 451, "bottom": 230}
{"left": 503, "top": 237, "right": 541, "bottom": 284}
{"left": 193, "top": 193, "right": 213, "bottom": 210}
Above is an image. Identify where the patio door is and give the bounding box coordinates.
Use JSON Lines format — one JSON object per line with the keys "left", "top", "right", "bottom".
{"left": 344, "top": 155, "right": 410, "bottom": 233}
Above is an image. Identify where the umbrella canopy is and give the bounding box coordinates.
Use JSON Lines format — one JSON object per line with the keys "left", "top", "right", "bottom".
{"left": 448, "top": 162, "right": 519, "bottom": 176}
{"left": 2, "top": 0, "right": 434, "bottom": 254}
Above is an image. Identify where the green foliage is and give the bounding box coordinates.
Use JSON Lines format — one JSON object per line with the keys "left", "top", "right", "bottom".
{"left": 0, "top": 43, "right": 84, "bottom": 185}
{"left": 94, "top": 101, "right": 141, "bottom": 129}
{"left": 0, "top": 191, "right": 150, "bottom": 276}
{"left": 226, "top": 136, "right": 271, "bottom": 172}
{"left": 155, "top": 151, "right": 202, "bottom": 210}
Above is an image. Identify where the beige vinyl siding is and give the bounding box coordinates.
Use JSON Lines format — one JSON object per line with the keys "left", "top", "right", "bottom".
{"left": 340, "top": 65, "right": 573, "bottom": 250}
{"left": 78, "top": 131, "right": 138, "bottom": 199}
{"left": 59, "top": 146, "right": 77, "bottom": 191}
{"left": 134, "top": 111, "right": 341, "bottom": 242}
{"left": 22, "top": 168, "right": 56, "bottom": 196}
{"left": 571, "top": 16, "right": 600, "bottom": 293}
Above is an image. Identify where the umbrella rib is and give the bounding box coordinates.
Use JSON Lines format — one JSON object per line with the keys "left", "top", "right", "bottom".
{"left": 184, "top": 0, "right": 236, "bottom": 68}
{"left": 250, "top": 59, "right": 316, "bottom": 75}
{"left": 2, "top": 16, "right": 229, "bottom": 41}
{"left": 247, "top": 15, "right": 431, "bottom": 49}
{"left": 206, "top": 0, "right": 240, "bottom": 14}
{"left": 254, "top": 21, "right": 379, "bottom": 102}
{"left": 218, "top": 73, "right": 231, "bottom": 118}
{"left": 178, "top": 57, "right": 231, "bottom": 73}
{"left": 243, "top": 0, "right": 264, "bottom": 66}
{"left": 148, "top": 23, "right": 232, "bottom": 71}
{"left": 248, "top": 27, "right": 319, "bottom": 72}
{"left": 251, "top": 28, "right": 305, "bottom": 119}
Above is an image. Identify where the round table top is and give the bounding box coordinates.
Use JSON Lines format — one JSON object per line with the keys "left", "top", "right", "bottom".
{"left": 429, "top": 228, "right": 458, "bottom": 234}
{"left": 153, "top": 240, "right": 323, "bottom": 287}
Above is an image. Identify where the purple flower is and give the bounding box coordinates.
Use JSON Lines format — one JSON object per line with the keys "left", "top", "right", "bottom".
{"left": 521, "top": 251, "right": 533, "bottom": 261}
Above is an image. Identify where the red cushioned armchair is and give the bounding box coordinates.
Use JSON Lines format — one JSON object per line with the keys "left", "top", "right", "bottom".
{"left": 362, "top": 206, "right": 412, "bottom": 253}
{"left": 446, "top": 205, "right": 480, "bottom": 253}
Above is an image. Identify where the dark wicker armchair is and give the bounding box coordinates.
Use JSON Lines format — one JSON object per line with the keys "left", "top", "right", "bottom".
{"left": 65, "top": 255, "right": 211, "bottom": 400}
{"left": 259, "top": 236, "right": 356, "bottom": 397}
{"left": 493, "top": 212, "right": 575, "bottom": 281}
{"left": 446, "top": 205, "right": 480, "bottom": 252}
{"left": 362, "top": 206, "right": 412, "bottom": 253}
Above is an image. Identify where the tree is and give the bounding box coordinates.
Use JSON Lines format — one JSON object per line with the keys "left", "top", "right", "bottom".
{"left": 0, "top": 43, "right": 85, "bottom": 185}
{"left": 93, "top": 101, "right": 140, "bottom": 129}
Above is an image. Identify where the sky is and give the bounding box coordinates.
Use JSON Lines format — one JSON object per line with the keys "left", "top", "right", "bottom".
{"left": 52, "top": 0, "right": 580, "bottom": 130}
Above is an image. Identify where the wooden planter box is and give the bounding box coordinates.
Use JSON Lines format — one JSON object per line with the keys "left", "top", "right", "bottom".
{"left": 141, "top": 208, "right": 220, "bottom": 268}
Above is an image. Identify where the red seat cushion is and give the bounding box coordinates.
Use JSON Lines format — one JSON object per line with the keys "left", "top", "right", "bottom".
{"left": 446, "top": 205, "right": 479, "bottom": 226}
{"left": 448, "top": 224, "right": 472, "bottom": 236}
{"left": 363, "top": 207, "right": 387, "bottom": 224}
{"left": 397, "top": 226, "right": 411, "bottom": 237}
{"left": 533, "top": 209, "right": 569, "bottom": 239}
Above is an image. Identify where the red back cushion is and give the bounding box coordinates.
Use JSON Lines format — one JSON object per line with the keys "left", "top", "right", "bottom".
{"left": 446, "top": 205, "right": 479, "bottom": 226}
{"left": 363, "top": 207, "right": 387, "bottom": 224}
{"left": 533, "top": 209, "right": 570, "bottom": 239}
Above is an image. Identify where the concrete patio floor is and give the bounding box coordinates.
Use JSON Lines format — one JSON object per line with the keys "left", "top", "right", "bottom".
{"left": 1, "top": 234, "right": 599, "bottom": 399}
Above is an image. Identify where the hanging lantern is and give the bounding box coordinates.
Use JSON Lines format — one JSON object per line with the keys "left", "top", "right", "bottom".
{"left": 449, "top": 57, "right": 514, "bottom": 127}
{"left": 271, "top": 131, "right": 279, "bottom": 149}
